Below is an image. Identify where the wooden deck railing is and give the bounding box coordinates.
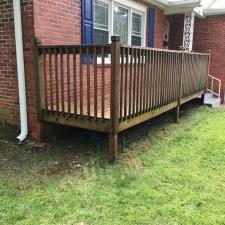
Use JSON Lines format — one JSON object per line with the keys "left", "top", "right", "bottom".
{"left": 36, "top": 36, "right": 210, "bottom": 161}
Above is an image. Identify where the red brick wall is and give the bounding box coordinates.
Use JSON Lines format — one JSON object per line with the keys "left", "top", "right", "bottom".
{"left": 154, "top": 7, "right": 169, "bottom": 48}
{"left": 193, "top": 15, "right": 225, "bottom": 101}
{"left": 0, "top": 0, "right": 44, "bottom": 140}
{"left": 0, "top": 0, "right": 19, "bottom": 126}
{"left": 169, "top": 14, "right": 184, "bottom": 50}
{"left": 34, "top": 0, "right": 81, "bottom": 45}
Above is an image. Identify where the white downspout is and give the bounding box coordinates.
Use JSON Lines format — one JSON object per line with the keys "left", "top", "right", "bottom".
{"left": 13, "top": 0, "right": 28, "bottom": 141}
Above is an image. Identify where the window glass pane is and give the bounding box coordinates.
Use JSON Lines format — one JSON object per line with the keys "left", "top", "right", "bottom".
{"left": 113, "top": 5, "right": 128, "bottom": 44}
{"left": 93, "top": 29, "right": 109, "bottom": 44}
{"left": 131, "top": 36, "right": 141, "bottom": 46}
{"left": 132, "top": 13, "right": 142, "bottom": 36}
{"left": 94, "top": 0, "right": 108, "bottom": 30}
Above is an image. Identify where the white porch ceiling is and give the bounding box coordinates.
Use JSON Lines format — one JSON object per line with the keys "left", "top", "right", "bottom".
{"left": 143, "top": 0, "right": 225, "bottom": 16}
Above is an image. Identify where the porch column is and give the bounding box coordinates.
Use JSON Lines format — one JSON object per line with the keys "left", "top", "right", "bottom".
{"left": 183, "top": 12, "right": 195, "bottom": 52}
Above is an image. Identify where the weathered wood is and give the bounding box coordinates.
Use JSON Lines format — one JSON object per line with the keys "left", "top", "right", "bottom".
{"left": 129, "top": 48, "right": 133, "bottom": 118}
{"left": 35, "top": 42, "right": 45, "bottom": 117}
{"left": 101, "top": 47, "right": 105, "bottom": 121}
{"left": 60, "top": 48, "right": 65, "bottom": 114}
{"left": 49, "top": 48, "right": 53, "bottom": 112}
{"left": 109, "top": 134, "right": 118, "bottom": 163}
{"left": 120, "top": 47, "right": 124, "bottom": 121}
{"left": 66, "top": 48, "right": 71, "bottom": 115}
{"left": 124, "top": 47, "right": 129, "bottom": 120}
{"left": 79, "top": 47, "right": 83, "bottom": 117}
{"left": 73, "top": 48, "right": 77, "bottom": 115}
{"left": 119, "top": 101, "right": 178, "bottom": 132}
{"left": 136, "top": 49, "right": 141, "bottom": 115}
{"left": 36, "top": 43, "right": 210, "bottom": 162}
{"left": 132, "top": 48, "right": 137, "bottom": 117}
{"left": 94, "top": 47, "right": 98, "bottom": 120}
{"left": 86, "top": 47, "right": 91, "bottom": 119}
{"left": 110, "top": 36, "right": 121, "bottom": 162}
{"left": 175, "top": 52, "right": 184, "bottom": 123}
{"left": 40, "top": 111, "right": 110, "bottom": 132}
{"left": 55, "top": 48, "right": 59, "bottom": 113}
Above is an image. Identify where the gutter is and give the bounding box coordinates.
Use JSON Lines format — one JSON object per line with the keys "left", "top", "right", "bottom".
{"left": 13, "top": 0, "right": 28, "bottom": 141}
{"left": 204, "top": 8, "right": 225, "bottom": 16}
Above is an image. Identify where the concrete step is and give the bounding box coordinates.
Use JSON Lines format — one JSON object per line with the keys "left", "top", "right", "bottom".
{"left": 204, "top": 92, "right": 221, "bottom": 108}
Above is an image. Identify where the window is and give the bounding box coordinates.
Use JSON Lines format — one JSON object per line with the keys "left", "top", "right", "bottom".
{"left": 113, "top": 5, "right": 128, "bottom": 44}
{"left": 93, "top": 0, "right": 146, "bottom": 47}
{"left": 131, "top": 13, "right": 142, "bottom": 46}
{"left": 93, "top": 0, "right": 109, "bottom": 44}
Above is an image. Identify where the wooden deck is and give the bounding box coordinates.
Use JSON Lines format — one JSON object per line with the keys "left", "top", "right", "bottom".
{"left": 36, "top": 36, "right": 210, "bottom": 161}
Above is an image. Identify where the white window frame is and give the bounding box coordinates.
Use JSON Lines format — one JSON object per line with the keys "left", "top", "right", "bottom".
{"left": 93, "top": 0, "right": 147, "bottom": 47}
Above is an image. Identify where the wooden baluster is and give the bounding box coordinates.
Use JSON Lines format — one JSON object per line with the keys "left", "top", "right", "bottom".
{"left": 73, "top": 48, "right": 77, "bottom": 115}
{"left": 60, "top": 48, "right": 65, "bottom": 114}
{"left": 129, "top": 48, "right": 133, "bottom": 118}
{"left": 154, "top": 51, "right": 159, "bottom": 109}
{"left": 79, "top": 47, "right": 83, "bottom": 117}
{"left": 136, "top": 49, "right": 141, "bottom": 115}
{"left": 55, "top": 48, "right": 59, "bottom": 114}
{"left": 35, "top": 45, "right": 45, "bottom": 117}
{"left": 166, "top": 52, "right": 171, "bottom": 104}
{"left": 86, "top": 47, "right": 91, "bottom": 119}
{"left": 132, "top": 48, "right": 137, "bottom": 117}
{"left": 120, "top": 47, "right": 124, "bottom": 121}
{"left": 49, "top": 48, "right": 53, "bottom": 112}
{"left": 94, "top": 47, "right": 98, "bottom": 120}
{"left": 124, "top": 48, "right": 129, "bottom": 120}
{"left": 150, "top": 50, "right": 155, "bottom": 110}
{"left": 175, "top": 51, "right": 184, "bottom": 123}
{"left": 143, "top": 49, "right": 147, "bottom": 112}
{"left": 67, "top": 48, "right": 71, "bottom": 115}
{"left": 43, "top": 48, "right": 48, "bottom": 110}
{"left": 159, "top": 51, "right": 163, "bottom": 107}
{"left": 146, "top": 50, "right": 151, "bottom": 112}
{"left": 101, "top": 47, "right": 105, "bottom": 121}
{"left": 140, "top": 49, "right": 144, "bottom": 114}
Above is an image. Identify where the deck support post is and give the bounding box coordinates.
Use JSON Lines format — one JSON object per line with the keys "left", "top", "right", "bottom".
{"left": 109, "top": 133, "right": 118, "bottom": 162}
{"left": 175, "top": 105, "right": 180, "bottom": 123}
{"left": 109, "top": 36, "right": 121, "bottom": 162}
{"left": 175, "top": 49, "right": 185, "bottom": 123}
{"left": 199, "top": 93, "right": 205, "bottom": 105}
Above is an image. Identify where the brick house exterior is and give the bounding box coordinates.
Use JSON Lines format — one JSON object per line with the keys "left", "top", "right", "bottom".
{"left": 169, "top": 13, "right": 225, "bottom": 101}
{"left": 0, "top": 0, "right": 171, "bottom": 140}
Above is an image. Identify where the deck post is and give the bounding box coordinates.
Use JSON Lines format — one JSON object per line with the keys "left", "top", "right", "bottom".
{"left": 175, "top": 48, "right": 184, "bottom": 123}
{"left": 34, "top": 38, "right": 45, "bottom": 118}
{"left": 109, "top": 35, "right": 121, "bottom": 162}
{"left": 199, "top": 94, "right": 205, "bottom": 105}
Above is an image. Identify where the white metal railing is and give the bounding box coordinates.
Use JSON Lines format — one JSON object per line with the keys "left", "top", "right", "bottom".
{"left": 207, "top": 74, "right": 221, "bottom": 98}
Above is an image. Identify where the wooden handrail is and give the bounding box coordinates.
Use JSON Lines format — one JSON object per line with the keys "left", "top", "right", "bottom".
{"left": 207, "top": 74, "right": 221, "bottom": 98}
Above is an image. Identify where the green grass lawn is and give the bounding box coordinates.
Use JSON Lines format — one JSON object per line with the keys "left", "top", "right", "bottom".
{"left": 1, "top": 104, "right": 225, "bottom": 225}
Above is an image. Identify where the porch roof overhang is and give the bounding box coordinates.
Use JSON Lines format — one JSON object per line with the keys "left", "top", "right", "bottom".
{"left": 142, "top": 0, "right": 225, "bottom": 16}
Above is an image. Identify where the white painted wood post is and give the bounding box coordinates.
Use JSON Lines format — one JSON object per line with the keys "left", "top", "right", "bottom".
{"left": 183, "top": 12, "right": 195, "bottom": 52}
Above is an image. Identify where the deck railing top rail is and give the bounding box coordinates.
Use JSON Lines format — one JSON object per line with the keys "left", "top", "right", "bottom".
{"left": 37, "top": 43, "right": 210, "bottom": 57}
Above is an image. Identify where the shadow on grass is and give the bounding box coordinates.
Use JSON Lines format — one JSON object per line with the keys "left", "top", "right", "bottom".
{"left": 0, "top": 100, "right": 204, "bottom": 180}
